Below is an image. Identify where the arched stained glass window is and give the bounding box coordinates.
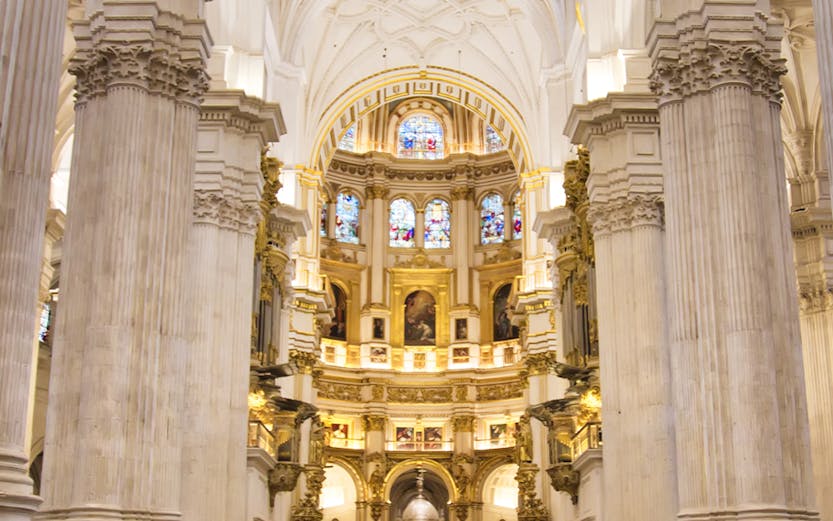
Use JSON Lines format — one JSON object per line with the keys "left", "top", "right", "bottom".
{"left": 389, "top": 198, "right": 416, "bottom": 247}
{"left": 398, "top": 114, "right": 444, "bottom": 160}
{"left": 480, "top": 193, "right": 505, "bottom": 245}
{"left": 485, "top": 125, "right": 505, "bottom": 153}
{"left": 338, "top": 124, "right": 356, "bottom": 151}
{"left": 320, "top": 204, "right": 328, "bottom": 237}
{"left": 335, "top": 192, "right": 360, "bottom": 244}
{"left": 512, "top": 190, "right": 522, "bottom": 240}
{"left": 424, "top": 198, "right": 450, "bottom": 248}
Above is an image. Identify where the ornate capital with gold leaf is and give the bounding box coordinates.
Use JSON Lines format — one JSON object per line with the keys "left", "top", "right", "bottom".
{"left": 546, "top": 463, "right": 579, "bottom": 505}
{"left": 516, "top": 463, "right": 550, "bottom": 521}
{"left": 450, "top": 186, "right": 474, "bottom": 201}
{"left": 525, "top": 351, "right": 557, "bottom": 376}
{"left": 289, "top": 349, "right": 318, "bottom": 375}
{"left": 362, "top": 414, "right": 388, "bottom": 432}
{"left": 451, "top": 415, "right": 476, "bottom": 433}
{"left": 269, "top": 462, "right": 303, "bottom": 504}
{"left": 365, "top": 184, "right": 390, "bottom": 200}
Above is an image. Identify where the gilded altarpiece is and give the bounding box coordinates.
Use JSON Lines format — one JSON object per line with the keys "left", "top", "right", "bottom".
{"left": 475, "top": 259, "right": 522, "bottom": 363}
{"left": 388, "top": 267, "right": 453, "bottom": 369}
{"left": 321, "top": 258, "right": 365, "bottom": 365}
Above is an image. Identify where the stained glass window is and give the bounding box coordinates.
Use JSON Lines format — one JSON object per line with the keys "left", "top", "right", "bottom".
{"left": 389, "top": 198, "right": 416, "bottom": 247}
{"left": 480, "top": 193, "right": 505, "bottom": 244}
{"left": 398, "top": 114, "right": 444, "bottom": 160}
{"left": 338, "top": 124, "right": 356, "bottom": 151}
{"left": 424, "top": 198, "right": 450, "bottom": 248}
{"left": 485, "top": 125, "right": 505, "bottom": 153}
{"left": 335, "top": 191, "right": 360, "bottom": 244}
{"left": 320, "top": 204, "right": 328, "bottom": 237}
{"left": 512, "top": 190, "right": 522, "bottom": 240}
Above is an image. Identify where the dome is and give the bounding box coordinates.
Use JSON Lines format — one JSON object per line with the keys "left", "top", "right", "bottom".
{"left": 401, "top": 496, "right": 440, "bottom": 521}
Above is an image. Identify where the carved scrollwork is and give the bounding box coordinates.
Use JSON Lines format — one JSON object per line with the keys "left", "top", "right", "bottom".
{"left": 387, "top": 386, "right": 452, "bottom": 403}
{"left": 587, "top": 195, "right": 665, "bottom": 236}
{"left": 451, "top": 415, "right": 476, "bottom": 433}
{"left": 269, "top": 462, "right": 303, "bottom": 504}
{"left": 546, "top": 463, "right": 580, "bottom": 505}
{"left": 476, "top": 381, "right": 525, "bottom": 401}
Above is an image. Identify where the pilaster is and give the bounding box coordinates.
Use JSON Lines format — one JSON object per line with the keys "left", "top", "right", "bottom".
{"left": 39, "top": 4, "right": 210, "bottom": 520}
{"left": 0, "top": 1, "right": 66, "bottom": 519}
{"left": 649, "top": 4, "right": 816, "bottom": 520}
{"left": 812, "top": 0, "right": 833, "bottom": 201}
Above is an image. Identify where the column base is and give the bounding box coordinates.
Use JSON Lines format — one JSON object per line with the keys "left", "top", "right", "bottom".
{"left": 0, "top": 451, "right": 41, "bottom": 516}
{"left": 677, "top": 507, "right": 819, "bottom": 521}
{"left": 36, "top": 507, "right": 181, "bottom": 521}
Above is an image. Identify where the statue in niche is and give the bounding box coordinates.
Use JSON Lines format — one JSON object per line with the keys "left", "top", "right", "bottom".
{"left": 309, "top": 416, "right": 326, "bottom": 465}
{"left": 404, "top": 290, "right": 436, "bottom": 345}
{"left": 327, "top": 284, "right": 347, "bottom": 340}
{"left": 515, "top": 413, "right": 533, "bottom": 463}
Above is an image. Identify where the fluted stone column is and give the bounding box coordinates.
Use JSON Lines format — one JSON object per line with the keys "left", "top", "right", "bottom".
{"left": 450, "top": 185, "right": 473, "bottom": 306}
{"left": 565, "top": 92, "right": 677, "bottom": 521}
{"left": 0, "top": 1, "right": 66, "bottom": 519}
{"left": 812, "top": 0, "right": 833, "bottom": 189}
{"left": 366, "top": 183, "right": 389, "bottom": 304}
{"left": 649, "top": 5, "right": 816, "bottom": 520}
{"left": 39, "top": 3, "right": 209, "bottom": 520}
{"left": 181, "top": 90, "right": 282, "bottom": 521}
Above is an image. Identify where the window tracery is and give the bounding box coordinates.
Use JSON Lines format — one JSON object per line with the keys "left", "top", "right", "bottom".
{"left": 424, "top": 198, "right": 450, "bottom": 248}
{"left": 390, "top": 198, "right": 416, "bottom": 247}
{"left": 335, "top": 191, "right": 360, "bottom": 244}
{"left": 480, "top": 193, "right": 505, "bottom": 244}
{"left": 398, "top": 114, "right": 444, "bottom": 160}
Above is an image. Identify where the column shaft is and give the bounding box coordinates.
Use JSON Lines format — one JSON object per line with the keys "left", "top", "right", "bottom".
{"left": 0, "top": 1, "right": 66, "bottom": 517}
{"left": 812, "top": 0, "right": 833, "bottom": 190}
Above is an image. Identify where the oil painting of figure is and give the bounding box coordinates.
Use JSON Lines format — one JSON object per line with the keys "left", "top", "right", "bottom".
{"left": 404, "top": 290, "right": 435, "bottom": 345}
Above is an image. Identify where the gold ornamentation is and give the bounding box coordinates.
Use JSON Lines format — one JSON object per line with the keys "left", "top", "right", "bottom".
{"left": 516, "top": 463, "right": 550, "bottom": 521}
{"left": 476, "top": 381, "right": 525, "bottom": 401}
{"left": 525, "top": 351, "right": 556, "bottom": 376}
{"left": 450, "top": 186, "right": 474, "bottom": 201}
{"left": 269, "top": 462, "right": 304, "bottom": 503}
{"left": 387, "top": 386, "right": 452, "bottom": 403}
{"left": 362, "top": 415, "right": 387, "bottom": 432}
{"left": 546, "top": 463, "right": 579, "bottom": 505}
{"left": 454, "top": 385, "right": 469, "bottom": 402}
{"left": 393, "top": 248, "right": 445, "bottom": 268}
{"left": 365, "top": 184, "right": 390, "bottom": 200}
{"left": 289, "top": 349, "right": 318, "bottom": 374}
{"left": 371, "top": 384, "right": 385, "bottom": 401}
{"left": 451, "top": 415, "right": 476, "bottom": 433}
{"left": 292, "top": 465, "right": 326, "bottom": 521}
{"left": 484, "top": 243, "right": 522, "bottom": 264}
{"left": 315, "top": 381, "right": 362, "bottom": 402}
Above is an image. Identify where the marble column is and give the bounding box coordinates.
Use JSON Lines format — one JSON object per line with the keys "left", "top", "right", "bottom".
{"left": 0, "top": 1, "right": 66, "bottom": 519}
{"left": 366, "top": 183, "right": 389, "bottom": 304}
{"left": 649, "top": 5, "right": 816, "bottom": 520}
{"left": 450, "top": 185, "right": 473, "bottom": 305}
{"left": 812, "top": 0, "right": 833, "bottom": 192}
{"left": 181, "top": 90, "right": 282, "bottom": 521}
{"left": 565, "top": 92, "right": 677, "bottom": 521}
{"left": 39, "top": 3, "right": 210, "bottom": 520}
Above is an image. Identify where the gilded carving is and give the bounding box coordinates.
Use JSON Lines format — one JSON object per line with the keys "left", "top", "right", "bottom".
{"left": 362, "top": 415, "right": 388, "bottom": 432}
{"left": 387, "top": 386, "right": 452, "bottom": 403}
{"left": 516, "top": 464, "right": 550, "bottom": 521}
{"left": 316, "top": 380, "right": 363, "bottom": 402}
{"left": 484, "top": 243, "right": 522, "bottom": 264}
{"left": 451, "top": 415, "right": 476, "bottom": 433}
{"left": 269, "top": 462, "right": 303, "bottom": 503}
{"left": 393, "top": 249, "right": 445, "bottom": 268}
{"left": 546, "top": 464, "right": 580, "bottom": 505}
{"left": 365, "top": 184, "right": 390, "bottom": 200}
{"left": 290, "top": 349, "right": 318, "bottom": 375}
{"left": 371, "top": 384, "right": 385, "bottom": 401}
{"left": 450, "top": 186, "right": 474, "bottom": 201}
{"left": 476, "top": 381, "right": 525, "bottom": 401}
{"left": 525, "top": 351, "right": 556, "bottom": 376}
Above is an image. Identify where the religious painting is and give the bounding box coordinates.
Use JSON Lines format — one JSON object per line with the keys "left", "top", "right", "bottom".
{"left": 424, "top": 198, "right": 451, "bottom": 248}
{"left": 331, "top": 423, "right": 349, "bottom": 440}
{"left": 453, "top": 347, "right": 469, "bottom": 363}
{"left": 334, "top": 191, "right": 360, "bottom": 244}
{"left": 396, "top": 426, "right": 414, "bottom": 449}
{"left": 493, "top": 283, "right": 519, "bottom": 341}
{"left": 404, "top": 290, "right": 436, "bottom": 345}
{"left": 373, "top": 317, "right": 385, "bottom": 339}
{"left": 327, "top": 284, "right": 347, "bottom": 340}
{"left": 370, "top": 345, "right": 387, "bottom": 363}
{"left": 490, "top": 423, "right": 507, "bottom": 445}
{"left": 455, "top": 318, "right": 467, "bottom": 341}
{"left": 480, "top": 193, "right": 505, "bottom": 245}
{"left": 424, "top": 427, "right": 442, "bottom": 449}
{"left": 390, "top": 198, "right": 416, "bottom": 247}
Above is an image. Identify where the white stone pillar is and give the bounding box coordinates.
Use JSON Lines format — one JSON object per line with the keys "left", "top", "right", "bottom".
{"left": 39, "top": 3, "right": 210, "bottom": 520}
{"left": 366, "top": 184, "right": 389, "bottom": 304}
{"left": 0, "top": 1, "right": 66, "bottom": 519}
{"left": 181, "top": 90, "right": 281, "bottom": 521}
{"left": 565, "top": 92, "right": 677, "bottom": 521}
{"left": 649, "top": 5, "right": 816, "bottom": 520}
{"left": 415, "top": 208, "right": 426, "bottom": 248}
{"left": 450, "top": 185, "right": 473, "bottom": 305}
{"left": 812, "top": 0, "right": 833, "bottom": 192}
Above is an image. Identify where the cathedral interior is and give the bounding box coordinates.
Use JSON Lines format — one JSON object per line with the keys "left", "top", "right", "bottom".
{"left": 2, "top": 1, "right": 833, "bottom": 521}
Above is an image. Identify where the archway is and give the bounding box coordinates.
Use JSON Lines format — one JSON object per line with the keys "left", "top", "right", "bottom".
{"left": 388, "top": 467, "right": 450, "bottom": 521}
{"left": 309, "top": 66, "right": 533, "bottom": 174}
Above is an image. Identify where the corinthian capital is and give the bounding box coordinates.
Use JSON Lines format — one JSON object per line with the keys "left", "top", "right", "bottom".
{"left": 587, "top": 195, "right": 664, "bottom": 236}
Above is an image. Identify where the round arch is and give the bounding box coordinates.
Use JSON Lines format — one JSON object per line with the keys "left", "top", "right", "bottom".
{"left": 310, "top": 66, "right": 532, "bottom": 175}
{"left": 383, "top": 458, "right": 459, "bottom": 503}
{"left": 324, "top": 457, "right": 369, "bottom": 503}
{"left": 471, "top": 453, "right": 515, "bottom": 502}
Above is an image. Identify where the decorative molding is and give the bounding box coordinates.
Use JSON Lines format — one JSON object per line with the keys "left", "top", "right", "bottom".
{"left": 587, "top": 195, "right": 665, "bottom": 236}
{"left": 315, "top": 380, "right": 362, "bottom": 401}
{"left": 269, "top": 463, "right": 303, "bottom": 502}
{"left": 363, "top": 414, "right": 388, "bottom": 431}
{"left": 193, "top": 190, "right": 260, "bottom": 234}
{"left": 365, "top": 184, "right": 390, "bottom": 200}
{"left": 649, "top": 10, "right": 786, "bottom": 105}
{"left": 387, "top": 386, "right": 453, "bottom": 403}
{"left": 799, "top": 283, "right": 833, "bottom": 313}
{"left": 450, "top": 186, "right": 474, "bottom": 201}
{"left": 515, "top": 463, "right": 550, "bottom": 521}
{"left": 393, "top": 249, "right": 446, "bottom": 268}
{"left": 484, "top": 243, "right": 522, "bottom": 264}
{"left": 476, "top": 380, "right": 525, "bottom": 401}
{"left": 328, "top": 151, "right": 515, "bottom": 181}
{"left": 289, "top": 349, "right": 318, "bottom": 375}
{"left": 546, "top": 464, "right": 579, "bottom": 505}
{"left": 451, "top": 415, "right": 476, "bottom": 433}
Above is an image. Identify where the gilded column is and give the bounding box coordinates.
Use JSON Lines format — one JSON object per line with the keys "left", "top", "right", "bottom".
{"left": 649, "top": 5, "right": 816, "bottom": 520}
{"left": 181, "top": 91, "right": 282, "bottom": 521}
{"left": 0, "top": 1, "right": 66, "bottom": 519}
{"left": 812, "top": 0, "right": 833, "bottom": 192}
{"left": 565, "top": 92, "right": 676, "bottom": 521}
{"left": 39, "top": 3, "right": 209, "bottom": 520}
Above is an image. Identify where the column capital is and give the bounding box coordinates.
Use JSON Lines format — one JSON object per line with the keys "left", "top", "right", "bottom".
{"left": 193, "top": 190, "right": 260, "bottom": 234}
{"left": 450, "top": 186, "right": 474, "bottom": 201}
{"left": 587, "top": 195, "right": 665, "bottom": 236}
{"left": 362, "top": 414, "right": 388, "bottom": 431}
{"left": 70, "top": 6, "right": 211, "bottom": 107}
{"left": 648, "top": 5, "right": 785, "bottom": 105}
{"left": 366, "top": 184, "right": 390, "bottom": 200}
{"left": 451, "top": 415, "right": 476, "bottom": 433}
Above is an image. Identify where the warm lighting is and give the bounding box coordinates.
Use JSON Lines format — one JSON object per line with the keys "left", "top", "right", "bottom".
{"left": 248, "top": 389, "right": 267, "bottom": 410}
{"left": 492, "top": 486, "right": 518, "bottom": 509}
{"left": 580, "top": 388, "right": 602, "bottom": 411}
